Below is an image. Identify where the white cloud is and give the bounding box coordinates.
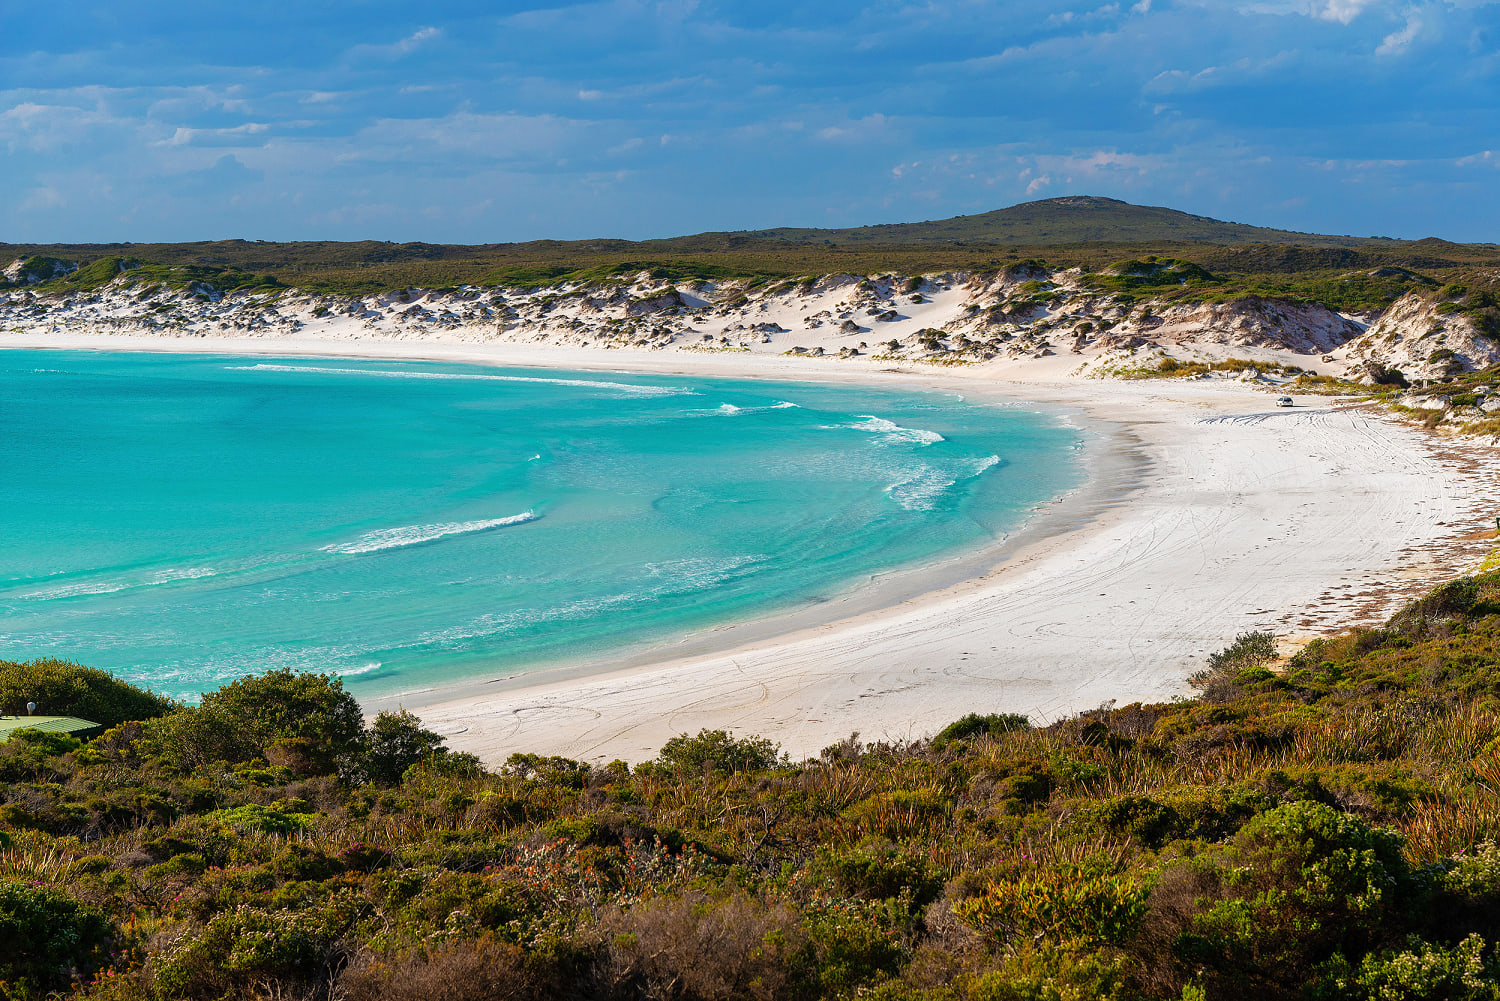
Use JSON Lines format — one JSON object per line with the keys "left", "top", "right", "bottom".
{"left": 1376, "top": 8, "right": 1423, "bottom": 53}
{"left": 396, "top": 27, "right": 442, "bottom": 53}
{"left": 348, "top": 26, "right": 443, "bottom": 61}
{"left": 0, "top": 102, "right": 125, "bottom": 153}
{"left": 1317, "top": 0, "right": 1374, "bottom": 24}
{"left": 164, "top": 122, "right": 270, "bottom": 146}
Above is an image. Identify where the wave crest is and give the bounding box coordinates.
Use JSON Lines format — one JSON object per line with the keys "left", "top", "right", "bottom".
{"left": 887, "top": 455, "right": 1001, "bottom": 511}
{"left": 824, "top": 415, "right": 944, "bottom": 446}
{"left": 322, "top": 512, "right": 538, "bottom": 554}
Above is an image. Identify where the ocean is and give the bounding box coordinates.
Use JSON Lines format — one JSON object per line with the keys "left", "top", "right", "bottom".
{"left": 0, "top": 350, "right": 1082, "bottom": 702}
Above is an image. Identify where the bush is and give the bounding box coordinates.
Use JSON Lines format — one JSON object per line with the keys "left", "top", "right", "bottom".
{"left": 596, "top": 892, "right": 806, "bottom": 1000}
{"left": 1147, "top": 802, "right": 1413, "bottom": 995}
{"left": 1189, "top": 631, "right": 1278, "bottom": 701}
{"left": 955, "top": 866, "right": 1150, "bottom": 948}
{"left": 152, "top": 906, "right": 334, "bottom": 998}
{"left": 0, "top": 659, "right": 176, "bottom": 727}
{"left": 367, "top": 710, "right": 448, "bottom": 784}
{"left": 966, "top": 941, "right": 1133, "bottom": 1001}
{"left": 0, "top": 878, "right": 111, "bottom": 997}
{"left": 811, "top": 840, "right": 944, "bottom": 905}
{"left": 140, "top": 705, "right": 258, "bottom": 770}
{"left": 196, "top": 669, "right": 365, "bottom": 775}
{"left": 931, "top": 712, "right": 1029, "bottom": 749}
{"left": 652, "top": 729, "right": 784, "bottom": 774}
{"left": 1319, "top": 934, "right": 1500, "bottom": 1000}
{"left": 1389, "top": 577, "right": 1482, "bottom": 633}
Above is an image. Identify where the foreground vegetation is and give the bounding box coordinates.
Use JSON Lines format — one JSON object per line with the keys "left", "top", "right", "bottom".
{"left": 6, "top": 569, "right": 1500, "bottom": 999}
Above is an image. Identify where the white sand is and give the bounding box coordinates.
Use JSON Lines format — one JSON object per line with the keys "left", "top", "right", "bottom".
{"left": 5, "top": 330, "right": 1497, "bottom": 763}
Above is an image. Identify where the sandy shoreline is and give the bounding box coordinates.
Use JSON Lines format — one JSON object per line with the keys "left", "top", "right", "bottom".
{"left": 6, "top": 331, "right": 1498, "bottom": 763}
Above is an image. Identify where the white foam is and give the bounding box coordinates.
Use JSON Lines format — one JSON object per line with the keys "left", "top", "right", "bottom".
{"left": 339, "top": 662, "right": 383, "bottom": 677}
{"left": 322, "top": 511, "right": 538, "bottom": 555}
{"left": 23, "top": 566, "right": 221, "bottom": 600}
{"left": 823, "top": 415, "right": 944, "bottom": 446}
{"left": 229, "top": 364, "right": 693, "bottom": 398}
{"left": 886, "top": 455, "right": 1000, "bottom": 511}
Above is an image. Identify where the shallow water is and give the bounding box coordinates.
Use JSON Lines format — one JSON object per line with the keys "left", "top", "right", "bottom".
{"left": 0, "top": 351, "right": 1082, "bottom": 702}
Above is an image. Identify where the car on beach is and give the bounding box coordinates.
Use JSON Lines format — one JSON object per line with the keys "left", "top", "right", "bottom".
{"left": 1275, "top": 396, "right": 1294, "bottom": 407}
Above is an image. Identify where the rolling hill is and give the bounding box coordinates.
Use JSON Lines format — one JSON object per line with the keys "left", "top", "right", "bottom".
{"left": 735, "top": 195, "right": 1391, "bottom": 247}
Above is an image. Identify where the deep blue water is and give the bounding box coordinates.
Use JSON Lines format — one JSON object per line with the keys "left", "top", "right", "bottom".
{"left": 0, "top": 351, "right": 1082, "bottom": 701}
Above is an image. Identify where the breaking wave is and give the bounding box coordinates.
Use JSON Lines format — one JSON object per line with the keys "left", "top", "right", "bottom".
{"left": 321, "top": 512, "right": 539, "bottom": 554}
{"left": 823, "top": 415, "right": 944, "bottom": 446}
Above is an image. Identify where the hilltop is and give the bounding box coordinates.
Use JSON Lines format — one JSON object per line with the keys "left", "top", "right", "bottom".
{"left": 736, "top": 195, "right": 1397, "bottom": 248}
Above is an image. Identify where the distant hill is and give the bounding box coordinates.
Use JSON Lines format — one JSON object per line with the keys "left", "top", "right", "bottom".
{"left": 4, "top": 196, "right": 1495, "bottom": 296}
{"left": 736, "top": 196, "right": 1386, "bottom": 248}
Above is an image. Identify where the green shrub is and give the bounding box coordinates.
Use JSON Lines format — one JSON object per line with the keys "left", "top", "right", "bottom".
{"left": 955, "top": 865, "right": 1150, "bottom": 947}
{"left": 140, "top": 705, "right": 258, "bottom": 770}
{"left": 966, "top": 941, "right": 1133, "bottom": 1001}
{"left": 652, "top": 729, "right": 784, "bottom": 774}
{"left": 210, "top": 803, "right": 310, "bottom": 836}
{"left": 367, "top": 709, "right": 448, "bottom": 784}
{"left": 152, "top": 906, "right": 334, "bottom": 998}
{"left": 1189, "top": 631, "right": 1279, "bottom": 701}
{"left": 811, "top": 840, "right": 944, "bottom": 904}
{"left": 931, "top": 712, "right": 1029, "bottom": 748}
{"left": 1150, "top": 802, "right": 1413, "bottom": 994}
{"left": 196, "top": 669, "right": 365, "bottom": 775}
{"left": 0, "top": 878, "right": 110, "bottom": 996}
{"left": 1319, "top": 934, "right": 1500, "bottom": 1000}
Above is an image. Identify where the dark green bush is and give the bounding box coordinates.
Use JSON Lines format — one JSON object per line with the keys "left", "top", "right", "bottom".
{"left": 931, "top": 712, "right": 1030, "bottom": 749}
{"left": 1148, "top": 802, "right": 1414, "bottom": 996}
{"left": 366, "top": 709, "right": 447, "bottom": 784}
{"left": 195, "top": 670, "right": 365, "bottom": 774}
{"left": 0, "top": 878, "right": 110, "bottom": 997}
{"left": 651, "top": 729, "right": 784, "bottom": 774}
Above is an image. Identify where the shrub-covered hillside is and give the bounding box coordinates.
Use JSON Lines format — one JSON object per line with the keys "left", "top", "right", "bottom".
{"left": 5, "top": 571, "right": 1500, "bottom": 1000}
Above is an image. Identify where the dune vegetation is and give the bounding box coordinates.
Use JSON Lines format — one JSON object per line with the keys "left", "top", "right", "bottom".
{"left": 2, "top": 569, "right": 1500, "bottom": 999}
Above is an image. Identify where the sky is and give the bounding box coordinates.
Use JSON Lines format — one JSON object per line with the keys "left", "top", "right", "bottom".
{"left": 4, "top": 0, "right": 1500, "bottom": 244}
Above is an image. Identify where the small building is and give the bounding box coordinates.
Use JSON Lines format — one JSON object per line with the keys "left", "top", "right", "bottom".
{"left": 0, "top": 715, "right": 104, "bottom": 741}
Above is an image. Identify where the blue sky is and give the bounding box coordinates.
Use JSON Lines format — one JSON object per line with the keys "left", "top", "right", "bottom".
{"left": 4, "top": 1, "right": 1499, "bottom": 243}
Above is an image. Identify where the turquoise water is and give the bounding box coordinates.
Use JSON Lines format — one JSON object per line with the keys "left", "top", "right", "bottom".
{"left": 0, "top": 351, "right": 1082, "bottom": 702}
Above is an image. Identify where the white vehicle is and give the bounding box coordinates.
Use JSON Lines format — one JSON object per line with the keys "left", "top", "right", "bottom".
{"left": 1275, "top": 396, "right": 1294, "bottom": 407}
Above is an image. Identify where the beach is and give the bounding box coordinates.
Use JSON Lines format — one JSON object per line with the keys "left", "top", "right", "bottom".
{"left": 5, "top": 329, "right": 1497, "bottom": 763}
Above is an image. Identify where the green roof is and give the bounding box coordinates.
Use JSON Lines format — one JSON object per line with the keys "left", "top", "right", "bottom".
{"left": 0, "top": 715, "right": 104, "bottom": 740}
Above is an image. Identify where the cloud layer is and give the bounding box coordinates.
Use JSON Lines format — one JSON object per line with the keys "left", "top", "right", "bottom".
{"left": 5, "top": 0, "right": 1499, "bottom": 242}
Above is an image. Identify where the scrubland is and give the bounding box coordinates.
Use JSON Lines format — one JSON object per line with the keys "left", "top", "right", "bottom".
{"left": 5, "top": 569, "right": 1500, "bottom": 999}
